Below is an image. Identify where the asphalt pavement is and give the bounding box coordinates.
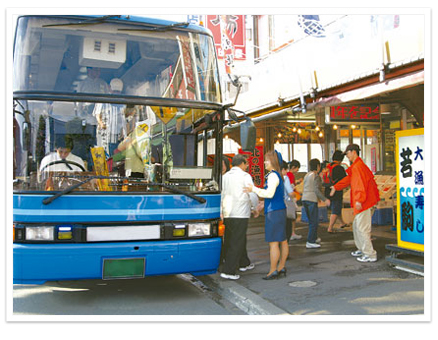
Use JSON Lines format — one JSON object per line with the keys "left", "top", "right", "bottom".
{"left": 201, "top": 214, "right": 425, "bottom": 317}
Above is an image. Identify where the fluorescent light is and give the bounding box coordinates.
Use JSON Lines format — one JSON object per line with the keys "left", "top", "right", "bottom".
{"left": 286, "top": 119, "right": 315, "bottom": 123}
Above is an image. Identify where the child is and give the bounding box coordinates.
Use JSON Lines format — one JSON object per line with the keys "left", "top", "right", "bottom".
{"left": 302, "top": 159, "right": 330, "bottom": 248}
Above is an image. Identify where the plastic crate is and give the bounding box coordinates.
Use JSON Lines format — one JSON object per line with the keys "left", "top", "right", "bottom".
{"left": 301, "top": 206, "right": 329, "bottom": 223}
{"left": 372, "top": 208, "right": 393, "bottom": 225}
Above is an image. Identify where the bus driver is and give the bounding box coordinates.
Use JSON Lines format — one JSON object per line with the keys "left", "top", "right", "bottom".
{"left": 39, "top": 134, "right": 85, "bottom": 180}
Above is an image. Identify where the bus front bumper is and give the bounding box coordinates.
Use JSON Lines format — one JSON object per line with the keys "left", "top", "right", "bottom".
{"left": 13, "top": 238, "right": 221, "bottom": 284}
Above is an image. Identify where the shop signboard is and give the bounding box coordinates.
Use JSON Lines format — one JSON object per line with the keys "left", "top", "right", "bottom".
{"left": 395, "top": 128, "right": 424, "bottom": 252}
{"left": 239, "top": 145, "right": 264, "bottom": 188}
{"left": 325, "top": 105, "right": 380, "bottom": 124}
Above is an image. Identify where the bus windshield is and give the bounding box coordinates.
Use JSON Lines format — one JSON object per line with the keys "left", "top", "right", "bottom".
{"left": 13, "top": 16, "right": 221, "bottom": 101}
{"left": 13, "top": 16, "right": 223, "bottom": 194}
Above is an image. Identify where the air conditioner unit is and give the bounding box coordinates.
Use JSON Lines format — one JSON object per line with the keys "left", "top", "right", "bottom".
{"left": 79, "top": 37, "right": 126, "bottom": 69}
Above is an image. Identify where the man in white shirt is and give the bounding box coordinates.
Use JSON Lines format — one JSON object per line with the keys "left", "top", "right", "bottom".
{"left": 77, "top": 67, "right": 110, "bottom": 94}
{"left": 93, "top": 78, "right": 126, "bottom": 155}
{"left": 220, "top": 154, "right": 258, "bottom": 280}
{"left": 39, "top": 135, "right": 85, "bottom": 181}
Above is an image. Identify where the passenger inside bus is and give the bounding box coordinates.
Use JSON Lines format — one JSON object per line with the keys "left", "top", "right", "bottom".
{"left": 77, "top": 67, "right": 110, "bottom": 94}
{"left": 93, "top": 78, "right": 127, "bottom": 155}
{"left": 114, "top": 105, "right": 152, "bottom": 179}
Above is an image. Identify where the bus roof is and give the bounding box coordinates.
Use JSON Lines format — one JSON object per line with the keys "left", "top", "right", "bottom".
{"left": 17, "top": 14, "right": 213, "bottom": 36}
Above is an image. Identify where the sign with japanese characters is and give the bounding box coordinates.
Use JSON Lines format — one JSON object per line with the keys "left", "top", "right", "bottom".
{"left": 177, "top": 36, "right": 196, "bottom": 95}
{"left": 325, "top": 105, "right": 380, "bottom": 123}
{"left": 239, "top": 146, "right": 264, "bottom": 188}
{"left": 396, "top": 128, "right": 424, "bottom": 252}
{"left": 205, "top": 15, "right": 246, "bottom": 73}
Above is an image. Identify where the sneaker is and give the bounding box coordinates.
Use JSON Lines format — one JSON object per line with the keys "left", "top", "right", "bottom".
{"left": 239, "top": 263, "right": 255, "bottom": 272}
{"left": 351, "top": 250, "right": 363, "bottom": 257}
{"left": 290, "top": 234, "right": 302, "bottom": 240}
{"left": 306, "top": 242, "right": 321, "bottom": 249}
{"left": 220, "top": 273, "right": 240, "bottom": 280}
{"left": 357, "top": 255, "right": 377, "bottom": 263}
{"left": 316, "top": 237, "right": 321, "bottom": 243}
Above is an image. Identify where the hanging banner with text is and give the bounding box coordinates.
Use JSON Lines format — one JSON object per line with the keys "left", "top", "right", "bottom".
{"left": 395, "top": 128, "right": 424, "bottom": 252}
{"left": 205, "top": 15, "right": 246, "bottom": 73}
{"left": 239, "top": 146, "right": 264, "bottom": 188}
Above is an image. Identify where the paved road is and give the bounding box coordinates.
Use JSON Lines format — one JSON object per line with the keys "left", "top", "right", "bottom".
{"left": 204, "top": 217, "right": 425, "bottom": 316}
{"left": 13, "top": 274, "right": 243, "bottom": 316}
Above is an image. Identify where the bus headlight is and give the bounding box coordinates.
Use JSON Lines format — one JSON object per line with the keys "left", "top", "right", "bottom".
{"left": 25, "top": 226, "right": 55, "bottom": 241}
{"left": 188, "top": 223, "right": 211, "bottom": 237}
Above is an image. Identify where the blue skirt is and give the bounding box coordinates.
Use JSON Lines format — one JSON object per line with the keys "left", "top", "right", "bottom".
{"left": 265, "top": 209, "right": 287, "bottom": 242}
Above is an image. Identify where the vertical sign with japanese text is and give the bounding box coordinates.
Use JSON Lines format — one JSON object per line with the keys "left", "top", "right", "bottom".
{"left": 205, "top": 15, "right": 246, "bottom": 73}
{"left": 396, "top": 128, "right": 424, "bottom": 252}
{"left": 177, "top": 36, "right": 196, "bottom": 96}
{"left": 239, "top": 146, "right": 264, "bottom": 188}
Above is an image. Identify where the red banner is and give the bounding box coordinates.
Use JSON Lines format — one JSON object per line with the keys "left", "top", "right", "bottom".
{"left": 205, "top": 15, "right": 246, "bottom": 73}
{"left": 178, "top": 36, "right": 196, "bottom": 95}
{"left": 239, "top": 146, "right": 264, "bottom": 188}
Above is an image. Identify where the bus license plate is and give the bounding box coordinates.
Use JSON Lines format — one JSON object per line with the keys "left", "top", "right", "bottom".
{"left": 103, "top": 258, "right": 145, "bottom": 280}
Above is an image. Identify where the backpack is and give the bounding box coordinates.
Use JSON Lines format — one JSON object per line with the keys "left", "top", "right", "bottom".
{"left": 322, "top": 162, "right": 336, "bottom": 187}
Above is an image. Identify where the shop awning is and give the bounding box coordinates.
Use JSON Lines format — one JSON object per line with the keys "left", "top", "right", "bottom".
{"left": 307, "top": 70, "right": 424, "bottom": 109}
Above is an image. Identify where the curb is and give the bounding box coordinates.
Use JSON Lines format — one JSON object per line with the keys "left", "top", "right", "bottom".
{"left": 201, "top": 275, "right": 290, "bottom": 315}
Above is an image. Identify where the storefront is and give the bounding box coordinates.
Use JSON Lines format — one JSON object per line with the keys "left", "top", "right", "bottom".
{"left": 310, "top": 60, "right": 424, "bottom": 173}
{"left": 223, "top": 60, "right": 424, "bottom": 175}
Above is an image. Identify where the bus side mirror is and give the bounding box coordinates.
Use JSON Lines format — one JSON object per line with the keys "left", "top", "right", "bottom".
{"left": 225, "top": 107, "right": 256, "bottom": 152}
{"left": 240, "top": 118, "right": 256, "bottom": 152}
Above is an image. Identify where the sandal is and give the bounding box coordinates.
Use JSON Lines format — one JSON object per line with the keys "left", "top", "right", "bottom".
{"left": 340, "top": 224, "right": 349, "bottom": 229}
{"left": 328, "top": 229, "right": 336, "bottom": 233}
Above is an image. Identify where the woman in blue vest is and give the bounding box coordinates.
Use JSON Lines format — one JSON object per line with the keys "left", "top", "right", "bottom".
{"left": 244, "top": 150, "right": 288, "bottom": 280}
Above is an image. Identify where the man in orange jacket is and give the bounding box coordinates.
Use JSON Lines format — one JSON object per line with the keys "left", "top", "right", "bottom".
{"left": 330, "top": 144, "right": 380, "bottom": 262}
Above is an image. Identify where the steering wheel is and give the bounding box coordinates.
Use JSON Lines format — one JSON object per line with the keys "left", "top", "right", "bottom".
{"left": 40, "top": 159, "right": 86, "bottom": 172}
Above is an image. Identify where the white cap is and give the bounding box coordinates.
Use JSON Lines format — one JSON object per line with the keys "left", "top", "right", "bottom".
{"left": 110, "top": 78, "right": 123, "bottom": 92}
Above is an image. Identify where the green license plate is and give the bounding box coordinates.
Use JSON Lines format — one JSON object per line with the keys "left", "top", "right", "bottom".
{"left": 103, "top": 258, "right": 145, "bottom": 280}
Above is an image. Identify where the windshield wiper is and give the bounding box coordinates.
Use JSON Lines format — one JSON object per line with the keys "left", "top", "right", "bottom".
{"left": 42, "top": 175, "right": 206, "bottom": 205}
{"left": 42, "top": 15, "right": 122, "bottom": 28}
{"left": 42, "top": 176, "right": 95, "bottom": 205}
{"left": 118, "top": 22, "right": 189, "bottom": 32}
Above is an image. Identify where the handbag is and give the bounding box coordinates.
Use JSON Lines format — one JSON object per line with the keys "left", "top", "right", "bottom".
{"left": 285, "top": 199, "right": 296, "bottom": 219}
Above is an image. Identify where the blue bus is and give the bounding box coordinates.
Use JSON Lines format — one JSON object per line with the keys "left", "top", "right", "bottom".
{"left": 13, "top": 15, "right": 255, "bottom": 284}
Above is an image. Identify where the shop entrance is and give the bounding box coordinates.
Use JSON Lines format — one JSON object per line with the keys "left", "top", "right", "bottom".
{"left": 335, "top": 125, "right": 380, "bottom": 171}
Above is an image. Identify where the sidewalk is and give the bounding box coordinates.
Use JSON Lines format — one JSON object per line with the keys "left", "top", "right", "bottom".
{"left": 204, "top": 215, "right": 425, "bottom": 316}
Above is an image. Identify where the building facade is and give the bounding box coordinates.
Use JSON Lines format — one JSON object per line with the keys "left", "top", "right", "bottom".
{"left": 214, "top": 14, "right": 425, "bottom": 173}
